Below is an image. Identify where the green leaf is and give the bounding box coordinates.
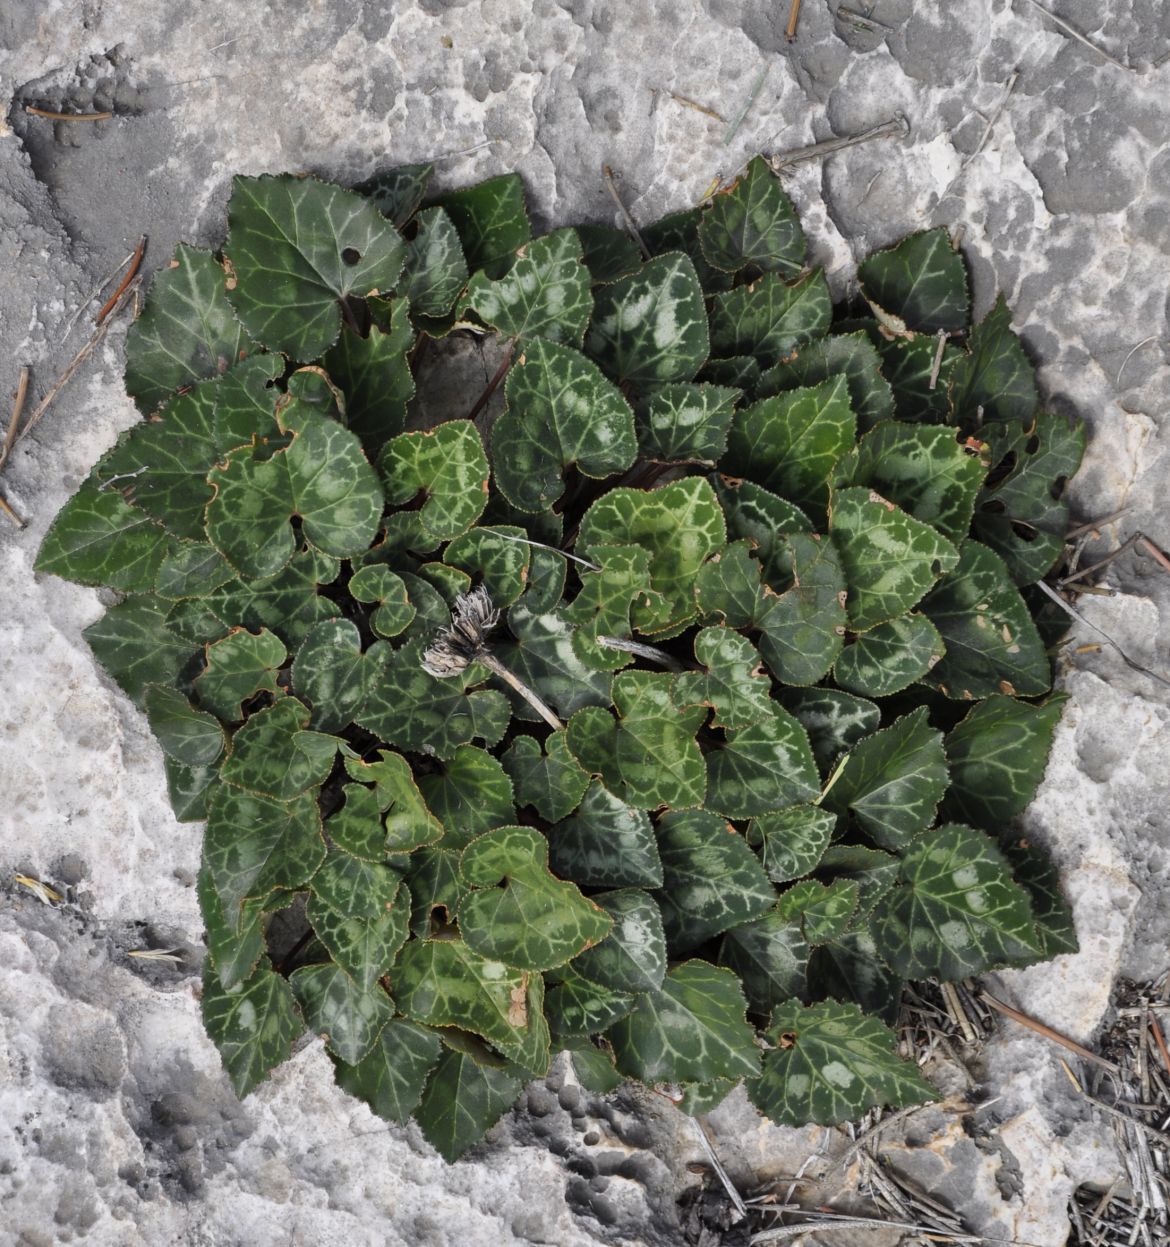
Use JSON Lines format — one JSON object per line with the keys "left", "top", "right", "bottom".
{"left": 877, "top": 332, "right": 961, "bottom": 423}
{"left": 942, "top": 694, "right": 1067, "bottom": 831}
{"left": 857, "top": 228, "right": 969, "bottom": 334}
{"left": 655, "top": 810, "right": 776, "bottom": 951}
{"left": 822, "top": 707, "right": 948, "bottom": 851}
{"left": 1000, "top": 837, "right": 1078, "bottom": 958}
{"left": 749, "top": 1000, "right": 933, "bottom": 1127}
{"left": 154, "top": 541, "right": 235, "bottom": 600}
{"left": 807, "top": 924, "right": 903, "bottom": 1025}
{"left": 290, "top": 963, "right": 395, "bottom": 1065}
{"left": 415, "top": 1045, "right": 524, "bottom": 1162}
{"left": 698, "top": 157, "right": 804, "bottom": 277}
{"left": 459, "top": 825, "right": 612, "bottom": 971}
{"left": 678, "top": 1081, "right": 737, "bottom": 1117}
{"left": 829, "top": 487, "right": 959, "bottom": 631}
{"left": 360, "top": 161, "right": 433, "bottom": 227}
{"left": 204, "top": 783, "right": 324, "bottom": 927}
{"left": 124, "top": 244, "right": 250, "bottom": 412}
{"left": 357, "top": 639, "right": 511, "bottom": 760}
{"left": 701, "top": 354, "right": 760, "bottom": 393}
{"left": 949, "top": 296, "right": 1038, "bottom": 426}
{"left": 545, "top": 969, "right": 635, "bottom": 1038}
{"left": 491, "top": 337, "right": 637, "bottom": 512}
{"left": 198, "top": 861, "right": 273, "bottom": 989}
{"left": 354, "top": 749, "right": 446, "bottom": 854}
{"left": 564, "top": 1041, "right": 625, "bottom": 1094}
{"left": 395, "top": 938, "right": 537, "bottom": 1057}
{"left": 36, "top": 479, "right": 175, "bottom": 591}
{"left": 708, "top": 270, "right": 831, "bottom": 366}
{"left": 497, "top": 598, "right": 614, "bottom": 721}
{"left": 836, "top": 422, "right": 988, "bottom": 543}
{"left": 292, "top": 619, "right": 391, "bottom": 733}
{"left": 567, "top": 670, "right": 707, "bottom": 810}
{"left": 165, "top": 756, "right": 217, "bottom": 821}
{"left": 348, "top": 564, "right": 416, "bottom": 638}
{"left": 761, "top": 330, "right": 894, "bottom": 433}
{"left": 323, "top": 303, "right": 414, "bottom": 454}
{"left": 548, "top": 781, "right": 663, "bottom": 889}
{"left": 719, "top": 908, "right": 809, "bottom": 1015}
{"left": 416, "top": 746, "right": 515, "bottom": 849}
{"left": 635, "top": 382, "right": 740, "bottom": 465}
{"left": 608, "top": 960, "right": 760, "bottom": 1084}
{"left": 873, "top": 824, "right": 1043, "bottom": 978}
{"left": 207, "top": 404, "right": 384, "bottom": 579}
{"left": 920, "top": 540, "right": 1050, "bottom": 698}
{"left": 706, "top": 709, "right": 821, "bottom": 820}
{"left": 378, "top": 421, "right": 489, "bottom": 548}
{"left": 443, "top": 526, "right": 530, "bottom": 608}
{"left": 776, "top": 879, "right": 859, "bottom": 944}
{"left": 833, "top": 613, "right": 946, "bottom": 698}
{"left": 571, "top": 889, "right": 667, "bottom": 994}
{"left": 578, "top": 476, "right": 727, "bottom": 636}
{"left": 195, "top": 628, "right": 287, "bottom": 721}
{"left": 225, "top": 173, "right": 405, "bottom": 360}
{"left": 501, "top": 733, "right": 589, "bottom": 823}
{"left": 781, "top": 687, "right": 881, "bottom": 773}
{"left": 220, "top": 696, "right": 338, "bottom": 801}
{"left": 202, "top": 959, "right": 304, "bottom": 1098}
{"left": 83, "top": 595, "right": 200, "bottom": 708}
{"left": 436, "top": 173, "right": 531, "bottom": 278}
{"left": 576, "top": 224, "right": 643, "bottom": 284}
{"left": 143, "top": 683, "right": 226, "bottom": 766}
{"left": 747, "top": 805, "right": 834, "bottom": 884}
{"left": 754, "top": 534, "right": 849, "bottom": 687}
{"left": 333, "top": 1017, "right": 442, "bottom": 1124}
{"left": 461, "top": 228, "right": 592, "bottom": 345}
{"left": 972, "top": 410, "right": 1085, "bottom": 584}
{"left": 712, "top": 476, "right": 811, "bottom": 584}
{"left": 674, "top": 627, "right": 774, "bottom": 729}
{"left": 308, "top": 892, "right": 410, "bottom": 991}
{"left": 564, "top": 544, "right": 660, "bottom": 672}
{"left": 322, "top": 785, "right": 391, "bottom": 862}
{"left": 585, "top": 253, "right": 709, "bottom": 389}
{"left": 722, "top": 376, "right": 855, "bottom": 521}
{"left": 399, "top": 207, "right": 469, "bottom": 317}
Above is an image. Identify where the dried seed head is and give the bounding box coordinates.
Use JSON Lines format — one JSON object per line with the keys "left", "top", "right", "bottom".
{"left": 421, "top": 585, "right": 500, "bottom": 677}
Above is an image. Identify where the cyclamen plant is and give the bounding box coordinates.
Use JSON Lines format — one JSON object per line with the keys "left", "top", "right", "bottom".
{"left": 36, "top": 157, "right": 1084, "bottom": 1160}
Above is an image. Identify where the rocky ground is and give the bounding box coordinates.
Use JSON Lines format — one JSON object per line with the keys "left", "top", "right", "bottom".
{"left": 1, "top": 1, "right": 1169, "bottom": 1244}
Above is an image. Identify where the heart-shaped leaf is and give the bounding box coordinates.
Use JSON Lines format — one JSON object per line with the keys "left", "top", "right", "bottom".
{"left": 225, "top": 174, "right": 405, "bottom": 360}
{"left": 207, "top": 403, "right": 384, "bottom": 579}
{"left": 942, "top": 694, "right": 1068, "bottom": 830}
{"left": 348, "top": 564, "right": 416, "bottom": 637}
{"left": 461, "top": 228, "right": 592, "bottom": 345}
{"left": 919, "top": 540, "right": 1050, "bottom": 698}
{"left": 698, "top": 157, "right": 804, "bottom": 277}
{"left": 82, "top": 595, "right": 201, "bottom": 707}
{"left": 585, "top": 253, "right": 709, "bottom": 388}
{"left": 830, "top": 487, "right": 959, "bottom": 631}
{"left": 290, "top": 963, "right": 395, "bottom": 1065}
{"left": 548, "top": 781, "right": 663, "bottom": 888}
{"left": 635, "top": 382, "right": 740, "bottom": 465}
{"left": 608, "top": 960, "right": 761, "bottom": 1084}
{"left": 857, "top": 228, "right": 970, "bottom": 334}
{"left": 822, "top": 707, "right": 948, "bottom": 851}
{"left": 292, "top": 619, "right": 391, "bottom": 733}
{"left": 436, "top": 173, "right": 531, "bottom": 277}
{"left": 567, "top": 670, "right": 708, "bottom": 810}
{"left": 416, "top": 745, "right": 515, "bottom": 848}
{"left": 308, "top": 891, "right": 409, "bottom": 991}
{"left": 202, "top": 959, "right": 305, "bottom": 1097}
{"left": 833, "top": 613, "right": 946, "bottom": 698}
{"left": 343, "top": 750, "right": 445, "bottom": 855}
{"left": 502, "top": 732, "right": 589, "bottom": 823}
{"left": 709, "top": 270, "right": 831, "bottom": 366}
{"left": 125, "top": 244, "right": 251, "bottom": 412}
{"left": 674, "top": 627, "right": 774, "bottom": 730}
{"left": 399, "top": 207, "right": 469, "bottom": 318}
{"left": 333, "top": 1017, "right": 442, "bottom": 1124}
{"left": 459, "top": 825, "right": 612, "bottom": 971}
{"left": 360, "top": 162, "right": 433, "bottom": 227}
{"left": 747, "top": 805, "right": 834, "bottom": 884}
{"left": 144, "top": 683, "right": 226, "bottom": 766}
{"left": 564, "top": 544, "right": 659, "bottom": 671}
{"left": 579, "top": 476, "right": 727, "bottom": 637}
{"left": 221, "top": 696, "right": 339, "bottom": 801}
{"left": 378, "top": 420, "right": 489, "bottom": 548}
{"left": 414, "top": 1044, "right": 525, "bottom": 1162}
{"left": 749, "top": 1000, "right": 933, "bottom": 1126}
{"left": 873, "top": 823, "right": 1043, "bottom": 978}
{"left": 545, "top": 968, "right": 636, "bottom": 1038}
{"left": 195, "top": 627, "right": 287, "bottom": 721}
{"left": 705, "top": 709, "right": 820, "bottom": 819}
{"left": 781, "top": 687, "right": 880, "bottom": 774}
{"left": 761, "top": 330, "right": 894, "bottom": 432}
{"left": 491, "top": 338, "right": 636, "bottom": 512}
{"left": 719, "top": 907, "right": 809, "bottom": 1015}
{"left": 655, "top": 810, "right": 776, "bottom": 952}
{"left": 570, "top": 889, "right": 667, "bottom": 994}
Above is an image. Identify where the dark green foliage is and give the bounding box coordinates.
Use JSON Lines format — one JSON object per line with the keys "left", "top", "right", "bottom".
{"left": 37, "top": 161, "right": 1080, "bottom": 1159}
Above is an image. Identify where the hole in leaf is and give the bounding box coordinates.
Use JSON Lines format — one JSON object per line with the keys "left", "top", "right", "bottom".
{"left": 1011, "top": 522, "right": 1038, "bottom": 542}
{"left": 1025, "top": 434, "right": 1041, "bottom": 454}
{"left": 341, "top": 246, "right": 362, "bottom": 265}
{"left": 1050, "top": 474, "right": 1068, "bottom": 501}
{"left": 982, "top": 499, "right": 1006, "bottom": 514}
{"left": 985, "top": 451, "right": 1017, "bottom": 489}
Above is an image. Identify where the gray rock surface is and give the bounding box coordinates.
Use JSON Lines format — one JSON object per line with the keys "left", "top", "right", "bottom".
{"left": 2, "top": 1, "right": 1169, "bottom": 1243}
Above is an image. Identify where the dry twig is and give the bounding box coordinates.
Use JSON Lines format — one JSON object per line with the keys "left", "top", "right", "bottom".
{"left": 25, "top": 105, "right": 113, "bottom": 121}
{"left": 981, "top": 990, "right": 1120, "bottom": 1073}
{"left": 601, "top": 164, "right": 650, "bottom": 260}
{"left": 1021, "top": 0, "right": 1131, "bottom": 72}
{"left": 769, "top": 113, "right": 909, "bottom": 171}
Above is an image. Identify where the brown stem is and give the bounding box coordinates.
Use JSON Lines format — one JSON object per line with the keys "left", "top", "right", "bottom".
{"left": 479, "top": 651, "right": 564, "bottom": 730}
{"left": 464, "top": 339, "right": 516, "bottom": 423}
